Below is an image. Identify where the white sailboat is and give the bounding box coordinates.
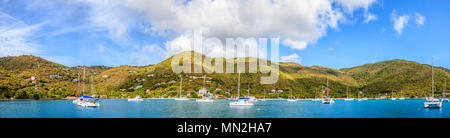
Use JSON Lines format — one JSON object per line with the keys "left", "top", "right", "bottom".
{"left": 398, "top": 90, "right": 406, "bottom": 100}
{"left": 344, "top": 87, "right": 353, "bottom": 101}
{"left": 391, "top": 89, "right": 397, "bottom": 100}
{"left": 322, "top": 77, "right": 334, "bottom": 104}
{"left": 261, "top": 90, "right": 266, "bottom": 101}
{"left": 73, "top": 65, "right": 100, "bottom": 107}
{"left": 287, "top": 89, "right": 296, "bottom": 102}
{"left": 128, "top": 95, "right": 143, "bottom": 102}
{"left": 175, "top": 75, "right": 189, "bottom": 101}
{"left": 424, "top": 58, "right": 442, "bottom": 108}
{"left": 230, "top": 71, "right": 253, "bottom": 106}
{"left": 197, "top": 75, "right": 214, "bottom": 102}
{"left": 312, "top": 88, "right": 321, "bottom": 101}
{"left": 247, "top": 84, "right": 258, "bottom": 102}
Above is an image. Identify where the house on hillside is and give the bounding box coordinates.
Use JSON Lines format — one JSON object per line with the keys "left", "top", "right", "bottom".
{"left": 135, "top": 85, "right": 143, "bottom": 89}
{"left": 102, "top": 75, "right": 109, "bottom": 78}
{"left": 129, "top": 70, "right": 137, "bottom": 73}
{"left": 49, "top": 75, "right": 61, "bottom": 79}
{"left": 147, "top": 74, "right": 154, "bottom": 77}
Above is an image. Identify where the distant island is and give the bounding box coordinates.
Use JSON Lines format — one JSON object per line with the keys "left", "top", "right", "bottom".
{"left": 0, "top": 51, "right": 448, "bottom": 100}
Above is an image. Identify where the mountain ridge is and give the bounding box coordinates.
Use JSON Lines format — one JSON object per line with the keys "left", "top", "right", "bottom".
{"left": 0, "top": 52, "right": 448, "bottom": 99}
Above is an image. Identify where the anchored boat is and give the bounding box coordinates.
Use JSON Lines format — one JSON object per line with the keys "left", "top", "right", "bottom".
{"left": 322, "top": 77, "right": 334, "bottom": 104}
{"left": 230, "top": 71, "right": 253, "bottom": 106}
{"left": 424, "top": 58, "right": 442, "bottom": 108}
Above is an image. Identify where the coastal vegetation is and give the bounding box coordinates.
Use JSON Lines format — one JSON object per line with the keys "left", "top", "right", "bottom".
{"left": 0, "top": 52, "right": 448, "bottom": 100}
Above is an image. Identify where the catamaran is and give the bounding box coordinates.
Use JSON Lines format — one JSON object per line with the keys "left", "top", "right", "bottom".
{"left": 424, "top": 58, "right": 442, "bottom": 108}
{"left": 322, "top": 77, "right": 334, "bottom": 104}
{"left": 344, "top": 87, "right": 353, "bottom": 101}
{"left": 175, "top": 75, "right": 189, "bottom": 101}
{"left": 73, "top": 66, "right": 100, "bottom": 107}
{"left": 197, "top": 75, "right": 214, "bottom": 102}
{"left": 230, "top": 71, "right": 253, "bottom": 106}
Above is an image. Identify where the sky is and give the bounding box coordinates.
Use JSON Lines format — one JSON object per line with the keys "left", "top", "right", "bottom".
{"left": 0, "top": 0, "right": 449, "bottom": 69}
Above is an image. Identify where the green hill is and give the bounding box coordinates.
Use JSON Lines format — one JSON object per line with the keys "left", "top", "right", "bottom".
{"left": 0, "top": 52, "right": 448, "bottom": 99}
{"left": 340, "top": 59, "right": 450, "bottom": 98}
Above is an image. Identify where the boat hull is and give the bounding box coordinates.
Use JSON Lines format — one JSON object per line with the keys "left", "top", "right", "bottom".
{"left": 424, "top": 101, "right": 442, "bottom": 108}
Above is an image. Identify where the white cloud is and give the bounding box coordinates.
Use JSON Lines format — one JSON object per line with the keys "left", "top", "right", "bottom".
{"left": 391, "top": 10, "right": 410, "bottom": 35}
{"left": 415, "top": 13, "right": 426, "bottom": 26}
{"left": 0, "top": 12, "right": 42, "bottom": 57}
{"left": 281, "top": 53, "right": 301, "bottom": 63}
{"left": 120, "top": 0, "right": 377, "bottom": 56}
{"left": 364, "top": 13, "right": 378, "bottom": 23}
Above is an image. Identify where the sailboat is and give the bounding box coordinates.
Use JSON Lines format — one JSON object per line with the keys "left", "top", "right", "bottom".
{"left": 441, "top": 80, "right": 448, "bottom": 102}
{"left": 312, "top": 88, "right": 321, "bottom": 101}
{"left": 287, "top": 89, "right": 296, "bottom": 102}
{"left": 128, "top": 95, "right": 143, "bottom": 102}
{"left": 398, "top": 90, "right": 406, "bottom": 100}
{"left": 357, "top": 91, "right": 362, "bottom": 101}
{"left": 344, "top": 87, "right": 353, "bottom": 101}
{"left": 322, "top": 77, "right": 334, "bottom": 104}
{"left": 391, "top": 89, "right": 397, "bottom": 100}
{"left": 247, "top": 84, "right": 258, "bottom": 102}
{"left": 424, "top": 58, "right": 442, "bottom": 108}
{"left": 73, "top": 65, "right": 100, "bottom": 107}
{"left": 175, "top": 75, "right": 189, "bottom": 101}
{"left": 197, "top": 75, "right": 214, "bottom": 102}
{"left": 261, "top": 90, "right": 266, "bottom": 101}
{"left": 230, "top": 71, "right": 253, "bottom": 106}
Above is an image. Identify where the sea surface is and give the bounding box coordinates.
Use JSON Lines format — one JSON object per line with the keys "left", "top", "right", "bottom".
{"left": 0, "top": 99, "right": 449, "bottom": 118}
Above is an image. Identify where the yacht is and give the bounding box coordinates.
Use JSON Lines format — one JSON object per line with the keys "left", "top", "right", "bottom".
{"left": 197, "top": 75, "right": 214, "bottom": 102}
{"left": 322, "top": 77, "right": 334, "bottom": 104}
{"left": 128, "top": 95, "right": 144, "bottom": 102}
{"left": 230, "top": 71, "right": 253, "bottom": 106}
{"left": 390, "top": 89, "right": 397, "bottom": 100}
{"left": 73, "top": 66, "right": 100, "bottom": 107}
{"left": 287, "top": 89, "right": 296, "bottom": 102}
{"left": 76, "top": 95, "right": 100, "bottom": 107}
{"left": 398, "top": 90, "right": 406, "bottom": 100}
{"left": 424, "top": 58, "right": 442, "bottom": 108}
{"left": 344, "top": 87, "right": 353, "bottom": 101}
{"left": 260, "top": 90, "right": 266, "bottom": 101}
{"left": 174, "top": 75, "right": 189, "bottom": 101}
{"left": 312, "top": 88, "right": 321, "bottom": 101}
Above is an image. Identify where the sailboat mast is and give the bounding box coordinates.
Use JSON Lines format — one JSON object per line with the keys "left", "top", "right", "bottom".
{"left": 247, "top": 84, "right": 250, "bottom": 97}
{"left": 179, "top": 75, "right": 183, "bottom": 98}
{"left": 326, "top": 77, "right": 329, "bottom": 97}
{"left": 347, "top": 87, "right": 349, "bottom": 98}
{"left": 76, "top": 71, "right": 81, "bottom": 98}
{"left": 432, "top": 57, "right": 434, "bottom": 98}
{"left": 264, "top": 89, "right": 266, "bottom": 99}
{"left": 82, "top": 66, "right": 86, "bottom": 95}
{"left": 237, "top": 71, "right": 240, "bottom": 98}
{"left": 203, "top": 75, "right": 206, "bottom": 89}
{"left": 91, "top": 76, "right": 93, "bottom": 96}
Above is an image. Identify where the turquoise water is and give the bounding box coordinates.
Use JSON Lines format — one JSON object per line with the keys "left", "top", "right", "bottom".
{"left": 0, "top": 99, "right": 449, "bottom": 118}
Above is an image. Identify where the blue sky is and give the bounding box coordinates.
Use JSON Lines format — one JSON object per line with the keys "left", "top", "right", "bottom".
{"left": 0, "top": 0, "right": 449, "bottom": 69}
